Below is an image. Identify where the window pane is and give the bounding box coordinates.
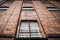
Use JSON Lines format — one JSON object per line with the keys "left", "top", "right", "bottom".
{"left": 31, "top": 33, "right": 42, "bottom": 38}
{"left": 30, "top": 27, "right": 39, "bottom": 32}
{"left": 30, "top": 22, "right": 38, "bottom": 27}
{"left": 20, "top": 22, "right": 29, "bottom": 32}
{"left": 20, "top": 27, "right": 29, "bottom": 32}
{"left": 19, "top": 33, "right": 30, "bottom": 38}
{"left": 30, "top": 22, "right": 39, "bottom": 32}
{"left": 21, "top": 22, "right": 29, "bottom": 27}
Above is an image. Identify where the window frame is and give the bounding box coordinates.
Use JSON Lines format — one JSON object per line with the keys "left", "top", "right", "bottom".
{"left": 18, "top": 20, "right": 42, "bottom": 38}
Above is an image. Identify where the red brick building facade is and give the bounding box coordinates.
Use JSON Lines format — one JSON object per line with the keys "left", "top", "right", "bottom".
{"left": 0, "top": 0, "right": 60, "bottom": 40}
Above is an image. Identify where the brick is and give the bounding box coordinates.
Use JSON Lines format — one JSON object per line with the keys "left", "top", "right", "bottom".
{"left": 33, "top": 1, "right": 60, "bottom": 37}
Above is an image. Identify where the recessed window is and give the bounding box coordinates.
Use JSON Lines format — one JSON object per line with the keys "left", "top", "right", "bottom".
{"left": 0, "top": 6, "right": 9, "bottom": 10}
{"left": 47, "top": 7, "right": 60, "bottom": 11}
{"left": 47, "top": 7, "right": 60, "bottom": 18}
{"left": 19, "top": 20, "right": 43, "bottom": 38}
{"left": 22, "top": 7, "right": 35, "bottom": 11}
{"left": 0, "top": 6, "right": 9, "bottom": 15}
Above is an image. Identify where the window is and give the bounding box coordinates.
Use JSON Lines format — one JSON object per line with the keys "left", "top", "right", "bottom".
{"left": 22, "top": 7, "right": 35, "bottom": 11}
{"left": 0, "top": 6, "right": 9, "bottom": 10}
{"left": 30, "top": 22, "right": 39, "bottom": 32}
{"left": 19, "top": 33, "right": 30, "bottom": 38}
{"left": 20, "top": 22, "right": 29, "bottom": 32}
{"left": 47, "top": 7, "right": 60, "bottom": 18}
{"left": 47, "top": 7, "right": 60, "bottom": 11}
{"left": 19, "top": 20, "right": 43, "bottom": 38}
{"left": 0, "top": 6, "right": 9, "bottom": 14}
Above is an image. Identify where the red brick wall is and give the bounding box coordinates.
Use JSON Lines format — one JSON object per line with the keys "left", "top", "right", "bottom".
{"left": 0, "top": 38, "right": 14, "bottom": 40}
